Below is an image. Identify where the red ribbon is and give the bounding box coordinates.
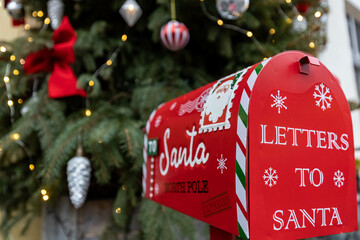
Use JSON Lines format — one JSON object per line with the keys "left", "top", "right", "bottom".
{"left": 24, "top": 16, "right": 87, "bottom": 98}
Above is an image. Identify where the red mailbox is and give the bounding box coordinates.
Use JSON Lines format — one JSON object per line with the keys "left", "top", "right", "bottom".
{"left": 142, "top": 51, "right": 358, "bottom": 239}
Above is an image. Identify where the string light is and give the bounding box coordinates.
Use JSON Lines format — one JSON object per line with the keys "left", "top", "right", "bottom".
{"left": 41, "top": 189, "right": 47, "bottom": 195}
{"left": 44, "top": 18, "right": 51, "bottom": 25}
{"left": 88, "top": 80, "right": 95, "bottom": 86}
{"left": 20, "top": 59, "right": 25, "bottom": 65}
{"left": 122, "top": 185, "right": 126, "bottom": 191}
{"left": 115, "top": 208, "right": 121, "bottom": 214}
{"left": 98, "top": 139, "right": 103, "bottom": 144}
{"left": 121, "top": 34, "right": 127, "bottom": 41}
{"left": 217, "top": 19, "right": 223, "bottom": 26}
{"left": 18, "top": 99, "right": 23, "bottom": 104}
{"left": 286, "top": 18, "right": 292, "bottom": 24}
{"left": 32, "top": 11, "right": 38, "bottom": 17}
{"left": 269, "top": 28, "right": 276, "bottom": 35}
{"left": 13, "top": 69, "right": 19, "bottom": 75}
{"left": 24, "top": 24, "right": 30, "bottom": 30}
{"left": 314, "top": 11, "right": 321, "bottom": 18}
{"left": 246, "top": 31, "right": 253, "bottom": 37}
{"left": 10, "top": 55, "right": 16, "bottom": 61}
{"left": 0, "top": 46, "right": 6, "bottom": 52}
{"left": 263, "top": 57, "right": 268, "bottom": 60}
{"left": 37, "top": 11, "right": 44, "bottom": 17}
{"left": 28, "top": 37, "right": 34, "bottom": 43}
{"left": 29, "top": 164, "right": 35, "bottom": 171}
{"left": 297, "top": 15, "right": 304, "bottom": 22}
{"left": 309, "top": 41, "right": 315, "bottom": 48}
{"left": 285, "top": 0, "right": 291, "bottom": 3}
{"left": 42, "top": 195, "right": 49, "bottom": 201}
{"left": 3, "top": 76, "right": 9, "bottom": 83}
{"left": 106, "top": 60, "right": 112, "bottom": 66}
{"left": 7, "top": 100, "right": 14, "bottom": 107}
{"left": 85, "top": 109, "right": 92, "bottom": 116}
{"left": 11, "top": 133, "right": 20, "bottom": 141}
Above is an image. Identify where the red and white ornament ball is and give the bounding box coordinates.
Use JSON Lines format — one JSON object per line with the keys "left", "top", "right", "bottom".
{"left": 160, "top": 20, "right": 190, "bottom": 51}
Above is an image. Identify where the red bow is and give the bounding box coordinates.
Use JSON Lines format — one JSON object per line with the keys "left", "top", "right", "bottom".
{"left": 24, "top": 16, "right": 87, "bottom": 98}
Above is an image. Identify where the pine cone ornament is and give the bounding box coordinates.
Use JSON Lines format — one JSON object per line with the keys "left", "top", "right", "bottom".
{"left": 47, "top": 0, "right": 64, "bottom": 30}
{"left": 67, "top": 155, "right": 91, "bottom": 209}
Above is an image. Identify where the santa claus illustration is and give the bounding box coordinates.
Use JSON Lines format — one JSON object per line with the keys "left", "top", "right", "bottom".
{"left": 204, "top": 79, "right": 233, "bottom": 124}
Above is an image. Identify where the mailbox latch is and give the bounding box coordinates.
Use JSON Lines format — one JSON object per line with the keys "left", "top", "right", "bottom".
{"left": 299, "top": 55, "right": 320, "bottom": 75}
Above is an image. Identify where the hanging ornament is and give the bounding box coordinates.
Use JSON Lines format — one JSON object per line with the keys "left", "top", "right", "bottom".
{"left": 119, "top": 0, "right": 142, "bottom": 27}
{"left": 216, "top": 0, "right": 249, "bottom": 20}
{"left": 296, "top": 3, "right": 310, "bottom": 14}
{"left": 160, "top": 20, "right": 190, "bottom": 51}
{"left": 47, "top": 0, "right": 64, "bottom": 30}
{"left": 67, "top": 146, "right": 91, "bottom": 209}
{"left": 6, "top": 0, "right": 25, "bottom": 21}
{"left": 291, "top": 15, "right": 307, "bottom": 33}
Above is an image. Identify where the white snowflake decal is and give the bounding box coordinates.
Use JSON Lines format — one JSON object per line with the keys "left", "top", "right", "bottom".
{"left": 263, "top": 167, "right": 278, "bottom": 187}
{"left": 154, "top": 116, "right": 162, "bottom": 128}
{"left": 217, "top": 154, "right": 227, "bottom": 174}
{"left": 313, "top": 83, "right": 333, "bottom": 111}
{"left": 271, "top": 90, "right": 287, "bottom": 114}
{"left": 333, "top": 170, "right": 345, "bottom": 188}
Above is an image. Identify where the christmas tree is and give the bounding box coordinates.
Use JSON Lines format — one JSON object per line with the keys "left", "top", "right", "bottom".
{"left": 0, "top": 0, "right": 327, "bottom": 239}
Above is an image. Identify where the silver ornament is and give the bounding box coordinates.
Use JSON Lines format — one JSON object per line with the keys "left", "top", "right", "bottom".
{"left": 292, "top": 15, "right": 307, "bottom": 33}
{"left": 216, "top": 0, "right": 249, "bottom": 20}
{"left": 6, "top": 0, "right": 25, "bottom": 20}
{"left": 119, "top": 0, "right": 142, "bottom": 27}
{"left": 67, "top": 155, "right": 91, "bottom": 209}
{"left": 47, "top": 0, "right": 64, "bottom": 30}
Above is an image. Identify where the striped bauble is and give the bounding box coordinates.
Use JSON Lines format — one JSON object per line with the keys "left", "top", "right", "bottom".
{"left": 160, "top": 20, "right": 190, "bottom": 51}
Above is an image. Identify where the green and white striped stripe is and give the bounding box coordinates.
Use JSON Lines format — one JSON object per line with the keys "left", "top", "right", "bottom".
{"left": 235, "top": 58, "right": 271, "bottom": 239}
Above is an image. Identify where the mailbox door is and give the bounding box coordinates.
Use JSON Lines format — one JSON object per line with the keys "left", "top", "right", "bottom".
{"left": 247, "top": 51, "right": 358, "bottom": 239}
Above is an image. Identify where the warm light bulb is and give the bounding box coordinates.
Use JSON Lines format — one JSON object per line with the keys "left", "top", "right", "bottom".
{"left": 121, "top": 34, "right": 128, "bottom": 41}
{"left": 3, "top": 76, "right": 9, "bottom": 83}
{"left": 18, "top": 99, "right": 23, "bottom": 104}
{"left": 7, "top": 100, "right": 14, "bottom": 107}
{"left": 11, "top": 133, "right": 20, "bottom": 140}
{"left": 98, "top": 139, "right": 103, "bottom": 144}
{"left": 286, "top": 18, "right": 292, "bottom": 24}
{"left": 24, "top": 24, "right": 30, "bottom": 30}
{"left": 246, "top": 31, "right": 253, "bottom": 38}
{"left": 297, "top": 15, "right": 304, "bottom": 22}
{"left": 28, "top": 37, "right": 34, "bottom": 43}
{"left": 29, "top": 164, "right": 35, "bottom": 171}
{"left": 20, "top": 59, "right": 25, "bottom": 65}
{"left": 85, "top": 109, "right": 92, "bottom": 116}
{"left": 10, "top": 55, "right": 16, "bottom": 61}
{"left": 37, "top": 11, "right": 44, "bottom": 17}
{"left": 115, "top": 207, "right": 121, "bottom": 214}
{"left": 89, "top": 80, "right": 95, "bottom": 86}
{"left": 269, "top": 28, "right": 276, "bottom": 35}
{"left": 217, "top": 19, "right": 223, "bottom": 26}
{"left": 314, "top": 11, "right": 321, "bottom": 18}
{"left": 13, "top": 69, "right": 19, "bottom": 75}
{"left": 106, "top": 60, "right": 112, "bottom": 66}
{"left": 32, "top": 11, "right": 38, "bottom": 17}
{"left": 44, "top": 18, "right": 50, "bottom": 25}
{"left": 309, "top": 41, "right": 315, "bottom": 48}
{"left": 41, "top": 189, "right": 47, "bottom": 195}
{"left": 43, "top": 195, "right": 49, "bottom": 201}
{"left": 263, "top": 57, "right": 268, "bottom": 60}
{"left": 122, "top": 185, "right": 126, "bottom": 191}
{"left": 0, "top": 46, "right": 6, "bottom": 52}
{"left": 285, "top": 0, "right": 291, "bottom": 3}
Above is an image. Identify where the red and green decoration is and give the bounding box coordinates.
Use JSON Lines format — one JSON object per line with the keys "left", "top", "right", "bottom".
{"left": 23, "top": 16, "right": 87, "bottom": 98}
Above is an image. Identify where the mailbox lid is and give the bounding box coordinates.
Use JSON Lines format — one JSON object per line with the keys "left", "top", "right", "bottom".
{"left": 247, "top": 51, "right": 358, "bottom": 239}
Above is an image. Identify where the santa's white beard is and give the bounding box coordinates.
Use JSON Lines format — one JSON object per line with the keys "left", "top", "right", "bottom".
{"left": 205, "top": 90, "right": 231, "bottom": 123}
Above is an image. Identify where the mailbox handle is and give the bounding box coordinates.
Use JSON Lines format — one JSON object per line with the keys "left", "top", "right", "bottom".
{"left": 299, "top": 55, "right": 320, "bottom": 75}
